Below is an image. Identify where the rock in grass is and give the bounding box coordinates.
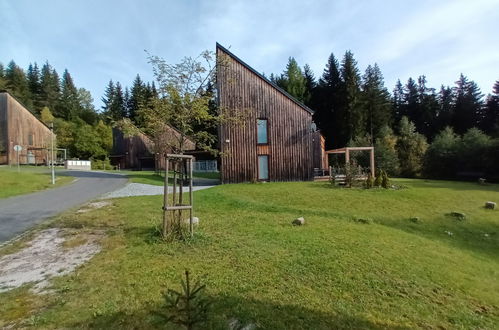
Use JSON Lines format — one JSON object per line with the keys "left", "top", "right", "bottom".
{"left": 409, "top": 217, "right": 420, "bottom": 223}
{"left": 485, "top": 201, "right": 496, "bottom": 210}
{"left": 448, "top": 212, "right": 466, "bottom": 220}
{"left": 292, "top": 217, "right": 305, "bottom": 226}
{"left": 355, "top": 218, "right": 372, "bottom": 224}
{"left": 183, "top": 217, "right": 199, "bottom": 226}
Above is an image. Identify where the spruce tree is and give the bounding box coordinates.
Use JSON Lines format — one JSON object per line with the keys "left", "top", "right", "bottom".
{"left": 361, "top": 64, "right": 391, "bottom": 141}
{"left": 313, "top": 53, "right": 342, "bottom": 148}
{"left": 5, "top": 60, "right": 32, "bottom": 108}
{"left": 27, "top": 63, "right": 43, "bottom": 113}
{"left": 482, "top": 80, "right": 499, "bottom": 136}
{"left": 340, "top": 51, "right": 363, "bottom": 144}
{"left": 416, "top": 76, "right": 439, "bottom": 138}
{"left": 40, "top": 62, "right": 61, "bottom": 112}
{"left": 452, "top": 74, "right": 484, "bottom": 134}
{"left": 101, "top": 80, "right": 116, "bottom": 121}
{"left": 392, "top": 79, "right": 404, "bottom": 123}
{"left": 436, "top": 85, "right": 455, "bottom": 133}
{"left": 274, "top": 57, "right": 308, "bottom": 103}
{"left": 0, "top": 63, "right": 6, "bottom": 90}
{"left": 303, "top": 64, "right": 316, "bottom": 106}
{"left": 57, "top": 69, "right": 80, "bottom": 120}
{"left": 128, "top": 74, "right": 145, "bottom": 123}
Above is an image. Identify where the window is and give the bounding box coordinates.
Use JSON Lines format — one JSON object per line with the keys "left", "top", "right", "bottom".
{"left": 28, "top": 133, "right": 34, "bottom": 145}
{"left": 257, "top": 119, "right": 268, "bottom": 144}
{"left": 258, "top": 155, "right": 269, "bottom": 180}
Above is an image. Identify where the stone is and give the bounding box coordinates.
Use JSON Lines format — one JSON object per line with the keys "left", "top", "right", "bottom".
{"left": 183, "top": 217, "right": 199, "bottom": 226}
{"left": 448, "top": 212, "right": 466, "bottom": 220}
{"left": 355, "top": 218, "right": 372, "bottom": 224}
{"left": 485, "top": 201, "right": 496, "bottom": 210}
{"left": 292, "top": 217, "right": 305, "bottom": 226}
{"left": 409, "top": 217, "right": 420, "bottom": 223}
{"left": 478, "top": 178, "right": 486, "bottom": 185}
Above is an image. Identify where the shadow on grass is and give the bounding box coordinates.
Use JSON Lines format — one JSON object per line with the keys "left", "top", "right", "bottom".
{"left": 67, "top": 294, "right": 406, "bottom": 329}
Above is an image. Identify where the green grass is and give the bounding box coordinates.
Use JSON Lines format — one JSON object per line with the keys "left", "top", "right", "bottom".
{"left": 0, "top": 166, "right": 73, "bottom": 198}
{"left": 0, "top": 179, "right": 498, "bottom": 328}
{"left": 110, "top": 170, "right": 220, "bottom": 186}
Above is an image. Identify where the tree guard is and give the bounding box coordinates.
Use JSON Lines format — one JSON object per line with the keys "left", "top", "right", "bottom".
{"left": 162, "top": 154, "right": 194, "bottom": 238}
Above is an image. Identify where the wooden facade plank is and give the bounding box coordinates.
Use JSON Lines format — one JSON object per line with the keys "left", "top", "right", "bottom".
{"left": 217, "top": 44, "right": 321, "bottom": 183}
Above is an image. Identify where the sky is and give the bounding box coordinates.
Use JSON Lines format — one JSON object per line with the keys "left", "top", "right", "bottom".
{"left": 1, "top": 0, "right": 498, "bottom": 109}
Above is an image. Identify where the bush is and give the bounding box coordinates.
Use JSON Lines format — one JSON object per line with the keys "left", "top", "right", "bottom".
{"left": 381, "top": 170, "right": 390, "bottom": 189}
{"left": 374, "top": 170, "right": 382, "bottom": 187}
{"left": 365, "top": 172, "right": 374, "bottom": 189}
{"left": 91, "top": 157, "right": 113, "bottom": 170}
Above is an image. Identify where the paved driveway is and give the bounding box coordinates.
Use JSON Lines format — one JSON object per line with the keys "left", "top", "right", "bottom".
{"left": 0, "top": 171, "right": 127, "bottom": 243}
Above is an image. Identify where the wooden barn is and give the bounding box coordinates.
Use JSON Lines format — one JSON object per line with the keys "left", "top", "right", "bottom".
{"left": 216, "top": 43, "right": 325, "bottom": 183}
{"left": 0, "top": 91, "right": 54, "bottom": 165}
{"left": 110, "top": 123, "right": 196, "bottom": 170}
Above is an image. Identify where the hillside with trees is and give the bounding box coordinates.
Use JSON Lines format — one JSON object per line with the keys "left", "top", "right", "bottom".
{"left": 270, "top": 53, "right": 499, "bottom": 181}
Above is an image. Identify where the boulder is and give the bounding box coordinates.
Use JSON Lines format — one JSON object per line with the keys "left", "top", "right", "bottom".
{"left": 409, "top": 217, "right": 420, "bottom": 223}
{"left": 448, "top": 212, "right": 466, "bottom": 220}
{"left": 292, "top": 217, "right": 305, "bottom": 226}
{"left": 485, "top": 201, "right": 496, "bottom": 210}
{"left": 183, "top": 217, "right": 199, "bottom": 226}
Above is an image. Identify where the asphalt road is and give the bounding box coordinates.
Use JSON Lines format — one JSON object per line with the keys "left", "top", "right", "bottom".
{"left": 0, "top": 171, "right": 127, "bottom": 243}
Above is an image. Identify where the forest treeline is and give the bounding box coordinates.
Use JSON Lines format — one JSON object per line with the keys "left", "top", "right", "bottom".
{"left": 270, "top": 52, "right": 499, "bottom": 180}
{"left": 2, "top": 50, "right": 499, "bottom": 180}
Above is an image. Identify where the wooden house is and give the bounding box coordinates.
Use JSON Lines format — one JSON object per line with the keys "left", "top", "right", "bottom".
{"left": 216, "top": 43, "right": 324, "bottom": 183}
{"left": 110, "top": 123, "right": 196, "bottom": 170}
{"left": 0, "top": 91, "right": 54, "bottom": 165}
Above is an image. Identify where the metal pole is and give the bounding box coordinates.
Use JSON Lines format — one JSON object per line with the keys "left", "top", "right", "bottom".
{"left": 17, "top": 150, "right": 20, "bottom": 172}
{"left": 189, "top": 157, "right": 193, "bottom": 237}
{"left": 50, "top": 123, "right": 55, "bottom": 185}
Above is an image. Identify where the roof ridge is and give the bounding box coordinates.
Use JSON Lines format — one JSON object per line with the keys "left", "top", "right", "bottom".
{"left": 216, "top": 43, "right": 314, "bottom": 115}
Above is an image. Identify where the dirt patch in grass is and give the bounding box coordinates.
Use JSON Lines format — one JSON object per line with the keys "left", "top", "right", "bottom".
{"left": 0, "top": 228, "right": 103, "bottom": 293}
{"left": 76, "top": 201, "right": 112, "bottom": 213}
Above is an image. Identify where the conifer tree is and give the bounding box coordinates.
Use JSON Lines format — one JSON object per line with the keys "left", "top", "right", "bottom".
{"left": 392, "top": 79, "right": 404, "bottom": 123}
{"left": 5, "top": 60, "right": 32, "bottom": 108}
{"left": 0, "top": 63, "right": 6, "bottom": 90}
{"left": 303, "top": 64, "right": 316, "bottom": 106}
{"left": 361, "top": 64, "right": 391, "bottom": 141}
{"left": 313, "top": 53, "right": 342, "bottom": 148}
{"left": 101, "top": 80, "right": 116, "bottom": 121}
{"left": 482, "top": 80, "right": 499, "bottom": 136}
{"left": 40, "top": 62, "right": 61, "bottom": 112}
{"left": 340, "top": 51, "right": 363, "bottom": 144}
{"left": 452, "top": 74, "right": 484, "bottom": 134}
{"left": 274, "top": 57, "right": 308, "bottom": 103}
{"left": 27, "top": 63, "right": 43, "bottom": 113}
{"left": 436, "top": 85, "right": 455, "bottom": 133}
{"left": 57, "top": 69, "right": 80, "bottom": 120}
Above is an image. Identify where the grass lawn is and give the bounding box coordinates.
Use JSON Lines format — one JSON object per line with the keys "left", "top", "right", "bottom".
{"left": 112, "top": 170, "right": 220, "bottom": 186}
{"left": 0, "top": 166, "right": 73, "bottom": 198}
{"left": 0, "top": 179, "right": 498, "bottom": 328}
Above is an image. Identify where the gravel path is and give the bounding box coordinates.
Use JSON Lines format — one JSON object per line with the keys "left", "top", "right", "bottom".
{"left": 102, "top": 183, "right": 215, "bottom": 199}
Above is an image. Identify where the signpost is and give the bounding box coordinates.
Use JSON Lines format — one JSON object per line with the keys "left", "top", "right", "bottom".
{"left": 13, "top": 145, "right": 22, "bottom": 172}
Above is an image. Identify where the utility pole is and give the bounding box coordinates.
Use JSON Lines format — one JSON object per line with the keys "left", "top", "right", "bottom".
{"left": 50, "top": 123, "right": 55, "bottom": 185}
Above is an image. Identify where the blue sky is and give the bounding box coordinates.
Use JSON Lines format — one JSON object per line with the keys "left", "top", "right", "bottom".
{"left": 1, "top": 0, "right": 498, "bottom": 109}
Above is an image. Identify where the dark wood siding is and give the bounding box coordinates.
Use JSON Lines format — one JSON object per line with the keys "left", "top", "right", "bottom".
{"left": 217, "top": 45, "right": 316, "bottom": 183}
{"left": 0, "top": 92, "right": 53, "bottom": 165}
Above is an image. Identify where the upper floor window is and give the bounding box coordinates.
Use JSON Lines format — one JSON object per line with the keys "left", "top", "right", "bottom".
{"left": 257, "top": 119, "right": 268, "bottom": 144}
{"left": 28, "top": 133, "right": 34, "bottom": 145}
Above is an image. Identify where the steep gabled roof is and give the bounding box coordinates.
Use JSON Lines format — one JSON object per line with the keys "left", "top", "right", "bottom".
{"left": 216, "top": 43, "right": 315, "bottom": 115}
{"left": 0, "top": 90, "right": 53, "bottom": 131}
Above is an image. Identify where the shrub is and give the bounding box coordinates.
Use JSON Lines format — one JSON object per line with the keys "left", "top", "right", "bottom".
{"left": 381, "top": 170, "right": 390, "bottom": 189}
{"left": 374, "top": 170, "right": 382, "bottom": 187}
{"left": 365, "top": 172, "right": 374, "bottom": 189}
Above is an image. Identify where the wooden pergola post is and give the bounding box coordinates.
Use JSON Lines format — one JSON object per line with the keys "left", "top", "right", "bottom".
{"left": 324, "top": 146, "right": 375, "bottom": 178}
{"left": 369, "top": 148, "right": 375, "bottom": 178}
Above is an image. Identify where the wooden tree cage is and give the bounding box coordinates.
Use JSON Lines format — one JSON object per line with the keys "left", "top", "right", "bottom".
{"left": 162, "top": 154, "right": 194, "bottom": 238}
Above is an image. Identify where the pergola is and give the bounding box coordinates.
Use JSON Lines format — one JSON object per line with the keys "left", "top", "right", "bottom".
{"left": 325, "top": 147, "right": 375, "bottom": 177}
